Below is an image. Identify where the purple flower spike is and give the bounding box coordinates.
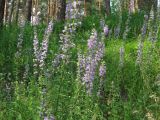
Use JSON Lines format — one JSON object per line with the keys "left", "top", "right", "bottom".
{"left": 99, "top": 63, "right": 106, "bottom": 77}
{"left": 87, "top": 38, "right": 96, "bottom": 49}
{"left": 104, "top": 25, "right": 109, "bottom": 37}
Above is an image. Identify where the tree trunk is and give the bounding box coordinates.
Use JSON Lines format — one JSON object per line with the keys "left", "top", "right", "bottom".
{"left": 0, "top": 0, "right": 5, "bottom": 27}
{"left": 4, "top": 0, "right": 9, "bottom": 23}
{"left": 129, "top": 0, "right": 135, "bottom": 13}
{"left": 105, "top": 0, "right": 111, "bottom": 15}
{"left": 57, "top": 0, "right": 66, "bottom": 21}
{"left": 26, "top": 0, "right": 32, "bottom": 21}
{"left": 84, "top": 0, "right": 92, "bottom": 16}
{"left": 8, "top": 0, "right": 15, "bottom": 25}
{"left": 120, "top": 0, "right": 129, "bottom": 12}
{"left": 138, "top": 0, "right": 157, "bottom": 13}
{"left": 15, "top": 0, "right": 20, "bottom": 24}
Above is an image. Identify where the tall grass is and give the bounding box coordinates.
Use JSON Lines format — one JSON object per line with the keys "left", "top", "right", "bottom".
{"left": 0, "top": 13, "right": 160, "bottom": 120}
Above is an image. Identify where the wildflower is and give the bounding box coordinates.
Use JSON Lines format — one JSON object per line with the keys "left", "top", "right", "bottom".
{"left": 100, "top": 19, "right": 105, "bottom": 28}
{"left": 39, "top": 21, "right": 54, "bottom": 70}
{"left": 144, "top": 15, "right": 148, "bottom": 21}
{"left": 66, "top": 1, "right": 83, "bottom": 19}
{"left": 136, "top": 40, "right": 143, "bottom": 65}
{"left": 23, "top": 63, "right": 30, "bottom": 80}
{"left": 136, "top": 15, "right": 148, "bottom": 65}
{"left": 104, "top": 25, "right": 109, "bottom": 37}
{"left": 114, "top": 25, "right": 121, "bottom": 38}
{"left": 15, "top": 19, "right": 25, "bottom": 58}
{"left": 119, "top": 46, "right": 125, "bottom": 68}
{"left": 82, "top": 29, "right": 105, "bottom": 95}
{"left": 129, "top": 0, "right": 135, "bottom": 13}
{"left": 97, "top": 62, "right": 106, "bottom": 96}
{"left": 123, "top": 13, "right": 131, "bottom": 40}
{"left": 83, "top": 58, "right": 96, "bottom": 94}
{"left": 87, "top": 37, "right": 97, "bottom": 49}
{"left": 99, "top": 62, "right": 106, "bottom": 77}
{"left": 95, "top": 42, "right": 105, "bottom": 62}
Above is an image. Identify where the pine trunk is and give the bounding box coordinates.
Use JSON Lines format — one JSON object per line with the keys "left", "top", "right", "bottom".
{"left": 105, "top": 0, "right": 111, "bottom": 15}
{"left": 15, "top": 0, "right": 20, "bottom": 24}
{"left": 0, "top": 0, "right": 5, "bottom": 26}
{"left": 57, "top": 0, "right": 66, "bottom": 21}
{"left": 8, "top": 0, "right": 15, "bottom": 25}
{"left": 26, "top": 0, "right": 32, "bottom": 21}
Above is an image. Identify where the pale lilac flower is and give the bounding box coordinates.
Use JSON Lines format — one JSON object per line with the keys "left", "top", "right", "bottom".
{"left": 104, "top": 25, "right": 109, "bottom": 37}
{"left": 33, "top": 29, "right": 39, "bottom": 59}
{"left": 114, "top": 25, "right": 121, "bottom": 38}
{"left": 95, "top": 42, "right": 105, "bottom": 62}
{"left": 99, "top": 63, "right": 106, "bottom": 77}
{"left": 119, "top": 46, "right": 125, "bottom": 68}
{"left": 77, "top": 51, "right": 85, "bottom": 81}
{"left": 66, "top": 1, "right": 84, "bottom": 19}
{"left": 15, "top": 19, "right": 25, "bottom": 58}
{"left": 87, "top": 30, "right": 98, "bottom": 50}
{"left": 23, "top": 64, "right": 30, "bottom": 80}
{"left": 33, "top": 28, "right": 40, "bottom": 75}
{"left": 144, "top": 15, "right": 148, "bottom": 21}
{"left": 31, "top": 15, "right": 40, "bottom": 26}
{"left": 83, "top": 58, "right": 96, "bottom": 94}
{"left": 100, "top": 19, "right": 105, "bottom": 28}
{"left": 39, "top": 21, "right": 54, "bottom": 69}
{"left": 52, "top": 54, "right": 62, "bottom": 67}
{"left": 129, "top": 0, "right": 135, "bottom": 13}
{"left": 82, "top": 29, "right": 105, "bottom": 94}
{"left": 52, "top": 19, "right": 81, "bottom": 69}
{"left": 136, "top": 15, "right": 148, "bottom": 65}
{"left": 97, "top": 62, "right": 106, "bottom": 96}
{"left": 87, "top": 38, "right": 96, "bottom": 49}
{"left": 123, "top": 13, "right": 131, "bottom": 40}
{"left": 136, "top": 40, "right": 143, "bottom": 65}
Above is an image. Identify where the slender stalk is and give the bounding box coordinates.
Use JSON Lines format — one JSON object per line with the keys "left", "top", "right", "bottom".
{"left": 9, "top": 0, "right": 15, "bottom": 25}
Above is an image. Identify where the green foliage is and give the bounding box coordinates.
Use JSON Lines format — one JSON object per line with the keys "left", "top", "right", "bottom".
{"left": 0, "top": 14, "right": 160, "bottom": 120}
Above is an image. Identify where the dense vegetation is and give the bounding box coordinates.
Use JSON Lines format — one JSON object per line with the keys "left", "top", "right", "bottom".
{"left": 0, "top": 0, "right": 160, "bottom": 120}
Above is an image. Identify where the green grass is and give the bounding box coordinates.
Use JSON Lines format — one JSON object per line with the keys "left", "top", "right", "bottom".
{"left": 0, "top": 15, "right": 160, "bottom": 120}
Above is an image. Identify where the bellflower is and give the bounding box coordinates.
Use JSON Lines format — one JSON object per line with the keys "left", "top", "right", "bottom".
{"left": 82, "top": 29, "right": 105, "bottom": 95}
{"left": 99, "top": 63, "right": 106, "bottom": 77}
{"left": 119, "top": 46, "right": 125, "bottom": 68}
{"left": 104, "top": 25, "right": 109, "bottom": 37}
{"left": 39, "top": 21, "right": 54, "bottom": 70}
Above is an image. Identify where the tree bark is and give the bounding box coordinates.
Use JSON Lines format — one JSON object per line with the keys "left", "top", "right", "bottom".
{"left": 84, "top": 0, "right": 91, "bottom": 15}
{"left": 26, "top": 0, "right": 32, "bottom": 21}
{"left": 0, "top": 0, "right": 5, "bottom": 27}
{"left": 105, "top": 0, "right": 111, "bottom": 15}
{"left": 129, "top": 0, "right": 135, "bottom": 13}
{"left": 8, "top": 0, "right": 15, "bottom": 25}
{"left": 15, "top": 0, "right": 20, "bottom": 24}
{"left": 138, "top": 0, "right": 157, "bottom": 13}
{"left": 57, "top": 0, "right": 66, "bottom": 21}
{"left": 4, "top": 0, "right": 9, "bottom": 23}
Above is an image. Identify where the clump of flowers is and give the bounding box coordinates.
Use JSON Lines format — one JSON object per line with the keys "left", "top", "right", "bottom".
{"left": 97, "top": 62, "right": 106, "bottom": 96}
{"left": 114, "top": 25, "right": 121, "bottom": 38}
{"left": 77, "top": 29, "right": 106, "bottom": 95}
{"left": 52, "top": 20, "right": 81, "bottom": 68}
{"left": 99, "top": 62, "right": 106, "bottom": 78}
{"left": 104, "top": 25, "right": 109, "bottom": 37}
{"left": 136, "top": 15, "right": 148, "bottom": 65}
{"left": 39, "top": 21, "right": 53, "bottom": 69}
{"left": 33, "top": 21, "right": 54, "bottom": 75}
{"left": 31, "top": 7, "right": 41, "bottom": 26}
{"left": 66, "top": 1, "right": 84, "bottom": 19}
{"left": 15, "top": 19, "right": 25, "bottom": 58}
{"left": 123, "top": 12, "right": 131, "bottom": 40}
{"left": 119, "top": 46, "right": 125, "bottom": 68}
{"left": 32, "top": 21, "right": 54, "bottom": 120}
